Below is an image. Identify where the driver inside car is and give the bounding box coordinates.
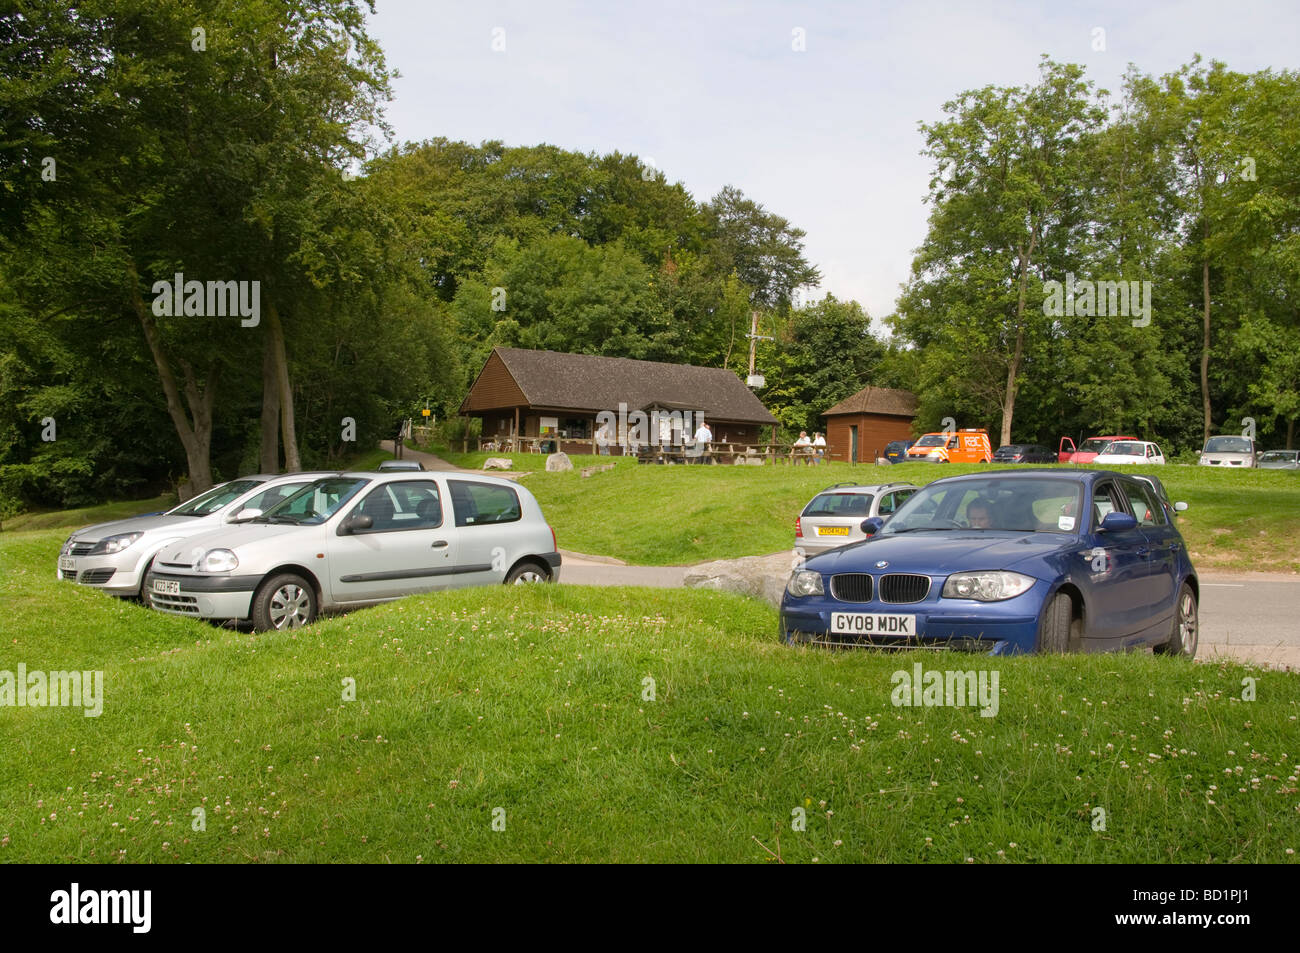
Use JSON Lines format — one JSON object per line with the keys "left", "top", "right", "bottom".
{"left": 965, "top": 499, "right": 994, "bottom": 529}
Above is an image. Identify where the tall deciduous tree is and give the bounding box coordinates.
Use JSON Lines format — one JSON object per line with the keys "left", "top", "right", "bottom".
{"left": 894, "top": 59, "right": 1106, "bottom": 445}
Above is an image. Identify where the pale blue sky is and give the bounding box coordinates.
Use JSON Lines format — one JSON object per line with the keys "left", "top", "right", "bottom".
{"left": 369, "top": 0, "right": 1300, "bottom": 320}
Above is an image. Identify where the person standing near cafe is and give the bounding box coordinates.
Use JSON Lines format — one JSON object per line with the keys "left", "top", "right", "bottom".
{"left": 693, "top": 418, "right": 713, "bottom": 464}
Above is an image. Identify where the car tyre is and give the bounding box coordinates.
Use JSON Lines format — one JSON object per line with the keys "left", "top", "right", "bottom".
{"left": 1155, "top": 582, "right": 1197, "bottom": 658}
{"left": 138, "top": 557, "right": 156, "bottom": 609}
{"left": 505, "top": 561, "right": 550, "bottom": 584}
{"left": 1036, "top": 591, "right": 1076, "bottom": 653}
{"left": 252, "top": 573, "right": 317, "bottom": 631}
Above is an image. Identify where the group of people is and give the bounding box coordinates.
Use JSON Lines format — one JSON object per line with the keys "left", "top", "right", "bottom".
{"left": 594, "top": 417, "right": 714, "bottom": 460}
{"left": 791, "top": 430, "right": 827, "bottom": 464}
{"left": 591, "top": 418, "right": 827, "bottom": 464}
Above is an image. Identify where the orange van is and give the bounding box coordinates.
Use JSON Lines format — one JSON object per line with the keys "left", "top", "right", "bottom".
{"left": 905, "top": 429, "right": 992, "bottom": 464}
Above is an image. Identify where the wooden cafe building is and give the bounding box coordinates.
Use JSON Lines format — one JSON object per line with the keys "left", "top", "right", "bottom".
{"left": 458, "top": 347, "right": 779, "bottom": 455}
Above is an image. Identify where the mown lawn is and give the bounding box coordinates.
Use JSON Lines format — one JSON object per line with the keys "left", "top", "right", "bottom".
{"left": 1, "top": 529, "right": 1297, "bottom": 863}
{"left": 446, "top": 458, "right": 1299, "bottom": 570}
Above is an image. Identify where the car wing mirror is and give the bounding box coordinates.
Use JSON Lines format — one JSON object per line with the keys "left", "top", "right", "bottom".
{"left": 1173, "top": 501, "right": 1188, "bottom": 512}
{"left": 341, "top": 514, "right": 373, "bottom": 534}
{"left": 1098, "top": 512, "right": 1137, "bottom": 532}
{"left": 860, "top": 517, "right": 885, "bottom": 537}
{"left": 231, "top": 508, "right": 262, "bottom": 522}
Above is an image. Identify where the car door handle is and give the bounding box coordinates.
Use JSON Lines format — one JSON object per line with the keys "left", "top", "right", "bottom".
{"left": 431, "top": 540, "right": 448, "bottom": 548}
{"left": 1135, "top": 547, "right": 1149, "bottom": 557}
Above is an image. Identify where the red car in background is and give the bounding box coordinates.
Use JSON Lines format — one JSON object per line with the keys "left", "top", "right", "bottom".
{"left": 1058, "top": 435, "right": 1137, "bottom": 464}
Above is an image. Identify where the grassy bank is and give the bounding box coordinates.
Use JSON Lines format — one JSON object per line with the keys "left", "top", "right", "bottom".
{"left": 466, "top": 459, "right": 1298, "bottom": 570}
{"left": 1, "top": 528, "right": 1297, "bottom": 863}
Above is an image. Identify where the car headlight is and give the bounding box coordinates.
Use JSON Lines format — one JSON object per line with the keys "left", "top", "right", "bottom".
{"left": 61, "top": 535, "right": 76, "bottom": 555}
{"left": 89, "top": 532, "right": 144, "bottom": 555}
{"left": 942, "top": 571, "right": 1035, "bottom": 601}
{"left": 1199, "top": 455, "right": 1210, "bottom": 465}
{"left": 198, "top": 549, "right": 239, "bottom": 573}
{"left": 786, "top": 569, "right": 825, "bottom": 597}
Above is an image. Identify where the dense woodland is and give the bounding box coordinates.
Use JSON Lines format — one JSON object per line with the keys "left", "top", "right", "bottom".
{"left": 1, "top": 2, "right": 1297, "bottom": 515}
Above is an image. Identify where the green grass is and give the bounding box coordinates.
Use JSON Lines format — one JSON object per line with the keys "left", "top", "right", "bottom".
{"left": 481, "top": 460, "right": 1300, "bottom": 570}
{"left": 1, "top": 528, "right": 1296, "bottom": 863}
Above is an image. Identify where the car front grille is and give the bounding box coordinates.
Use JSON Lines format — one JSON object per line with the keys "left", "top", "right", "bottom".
{"left": 69, "top": 542, "right": 95, "bottom": 556}
{"left": 150, "top": 591, "right": 200, "bottom": 615}
{"left": 78, "top": 568, "right": 116, "bottom": 585}
{"left": 812, "top": 632, "right": 999, "bottom": 652}
{"left": 830, "top": 573, "right": 873, "bottom": 602}
{"left": 879, "top": 573, "right": 931, "bottom": 604}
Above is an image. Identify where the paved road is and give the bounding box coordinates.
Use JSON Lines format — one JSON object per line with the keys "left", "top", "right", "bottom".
{"left": 559, "top": 554, "right": 1299, "bottom": 669}
{"left": 1197, "top": 573, "right": 1300, "bottom": 668}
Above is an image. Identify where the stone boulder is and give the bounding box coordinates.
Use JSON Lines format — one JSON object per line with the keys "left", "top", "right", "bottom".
{"left": 483, "top": 457, "right": 513, "bottom": 471}
{"left": 545, "top": 451, "right": 574, "bottom": 472}
{"left": 682, "top": 551, "right": 795, "bottom": 608}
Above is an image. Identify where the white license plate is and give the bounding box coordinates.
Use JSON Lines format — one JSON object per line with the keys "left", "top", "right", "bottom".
{"left": 59, "top": 557, "right": 76, "bottom": 573}
{"left": 831, "top": 612, "right": 915, "bottom": 635}
{"left": 152, "top": 579, "right": 181, "bottom": 596}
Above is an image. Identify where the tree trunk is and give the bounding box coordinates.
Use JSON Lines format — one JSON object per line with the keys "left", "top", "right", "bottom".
{"left": 127, "top": 261, "right": 217, "bottom": 493}
{"left": 259, "top": 336, "right": 281, "bottom": 472}
{"left": 266, "top": 302, "right": 301, "bottom": 471}
{"left": 1288, "top": 418, "right": 1295, "bottom": 451}
{"left": 1002, "top": 233, "right": 1036, "bottom": 447}
{"left": 1201, "top": 232, "right": 1213, "bottom": 444}
{"left": 1002, "top": 324, "right": 1024, "bottom": 448}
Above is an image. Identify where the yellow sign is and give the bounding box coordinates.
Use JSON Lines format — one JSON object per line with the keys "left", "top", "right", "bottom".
{"left": 421, "top": 409, "right": 431, "bottom": 417}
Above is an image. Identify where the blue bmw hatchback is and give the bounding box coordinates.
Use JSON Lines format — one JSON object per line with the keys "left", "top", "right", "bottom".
{"left": 779, "top": 469, "right": 1198, "bottom": 656}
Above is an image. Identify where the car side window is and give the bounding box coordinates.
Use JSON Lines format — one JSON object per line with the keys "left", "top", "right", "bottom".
{"left": 883, "top": 489, "right": 916, "bottom": 515}
{"left": 1091, "top": 482, "right": 1125, "bottom": 530}
{"left": 1120, "top": 482, "right": 1157, "bottom": 527}
{"left": 1139, "top": 485, "right": 1167, "bottom": 526}
{"left": 354, "top": 480, "right": 443, "bottom": 532}
{"left": 449, "top": 480, "right": 521, "bottom": 528}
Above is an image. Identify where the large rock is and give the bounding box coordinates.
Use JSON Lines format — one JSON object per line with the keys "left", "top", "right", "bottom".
{"left": 483, "top": 457, "right": 513, "bottom": 470}
{"left": 683, "top": 551, "right": 795, "bottom": 607}
{"left": 545, "top": 451, "right": 573, "bottom": 472}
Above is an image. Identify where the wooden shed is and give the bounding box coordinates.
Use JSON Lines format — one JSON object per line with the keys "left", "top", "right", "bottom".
{"left": 821, "top": 386, "right": 919, "bottom": 463}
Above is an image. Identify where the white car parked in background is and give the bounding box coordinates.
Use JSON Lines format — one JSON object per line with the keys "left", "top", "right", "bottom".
{"left": 1092, "top": 440, "right": 1165, "bottom": 465}
{"left": 57, "top": 472, "right": 330, "bottom": 602}
{"left": 1199, "top": 435, "right": 1257, "bottom": 468}
{"left": 145, "top": 472, "right": 561, "bottom": 630}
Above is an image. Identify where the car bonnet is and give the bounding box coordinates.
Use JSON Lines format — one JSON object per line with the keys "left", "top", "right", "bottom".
{"left": 806, "top": 531, "right": 1071, "bottom": 576}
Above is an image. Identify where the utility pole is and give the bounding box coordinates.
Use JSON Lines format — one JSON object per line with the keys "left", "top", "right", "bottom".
{"left": 745, "top": 310, "right": 772, "bottom": 388}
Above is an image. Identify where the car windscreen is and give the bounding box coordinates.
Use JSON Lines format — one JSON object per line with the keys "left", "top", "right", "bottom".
{"left": 883, "top": 478, "right": 1084, "bottom": 534}
{"left": 913, "top": 435, "right": 946, "bottom": 448}
{"left": 1104, "top": 442, "right": 1144, "bottom": 456}
{"left": 258, "top": 478, "right": 369, "bottom": 525}
{"left": 1204, "top": 436, "right": 1252, "bottom": 453}
{"left": 1078, "top": 438, "right": 1114, "bottom": 453}
{"left": 1259, "top": 451, "right": 1296, "bottom": 463}
{"left": 168, "top": 480, "right": 264, "bottom": 517}
{"left": 801, "top": 492, "right": 873, "bottom": 517}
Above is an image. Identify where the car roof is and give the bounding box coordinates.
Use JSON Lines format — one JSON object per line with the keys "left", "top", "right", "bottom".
{"left": 921, "top": 468, "right": 1133, "bottom": 486}
{"left": 809, "top": 482, "right": 917, "bottom": 494}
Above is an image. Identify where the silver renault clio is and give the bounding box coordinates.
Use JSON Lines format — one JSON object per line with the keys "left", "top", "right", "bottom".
{"left": 144, "top": 471, "right": 561, "bottom": 630}
{"left": 57, "top": 473, "right": 332, "bottom": 602}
